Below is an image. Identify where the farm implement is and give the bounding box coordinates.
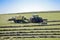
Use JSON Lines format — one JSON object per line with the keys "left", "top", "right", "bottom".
{"left": 8, "top": 14, "right": 60, "bottom": 26}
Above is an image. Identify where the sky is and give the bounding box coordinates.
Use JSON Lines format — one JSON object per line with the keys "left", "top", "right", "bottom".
{"left": 0, "top": 0, "right": 60, "bottom": 14}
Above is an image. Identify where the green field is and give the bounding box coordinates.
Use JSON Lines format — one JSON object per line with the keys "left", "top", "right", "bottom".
{"left": 0, "top": 12, "right": 60, "bottom": 40}
{"left": 0, "top": 12, "right": 60, "bottom": 26}
{"left": 0, "top": 38, "right": 60, "bottom": 40}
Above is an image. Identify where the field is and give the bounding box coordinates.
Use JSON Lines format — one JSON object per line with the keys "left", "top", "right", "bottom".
{"left": 0, "top": 12, "right": 60, "bottom": 40}
{"left": 0, "top": 12, "right": 60, "bottom": 26}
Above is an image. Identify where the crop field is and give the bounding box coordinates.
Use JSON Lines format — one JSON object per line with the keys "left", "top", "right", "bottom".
{"left": 0, "top": 12, "right": 60, "bottom": 40}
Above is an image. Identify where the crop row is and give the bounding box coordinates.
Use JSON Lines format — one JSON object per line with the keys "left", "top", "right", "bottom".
{"left": 0, "top": 23, "right": 60, "bottom": 28}
{"left": 0, "top": 28, "right": 60, "bottom": 31}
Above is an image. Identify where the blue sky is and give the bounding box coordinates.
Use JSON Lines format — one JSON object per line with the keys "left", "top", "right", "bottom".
{"left": 0, "top": 0, "right": 60, "bottom": 14}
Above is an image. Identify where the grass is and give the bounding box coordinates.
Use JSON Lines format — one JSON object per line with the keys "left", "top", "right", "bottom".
{"left": 0, "top": 37, "right": 60, "bottom": 40}
{"left": 10, "top": 38, "right": 60, "bottom": 40}
{"left": 0, "top": 12, "right": 60, "bottom": 40}
{"left": 0, "top": 12, "right": 60, "bottom": 26}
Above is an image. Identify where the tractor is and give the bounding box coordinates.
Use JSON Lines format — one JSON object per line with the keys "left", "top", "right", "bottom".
{"left": 8, "top": 14, "right": 47, "bottom": 24}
